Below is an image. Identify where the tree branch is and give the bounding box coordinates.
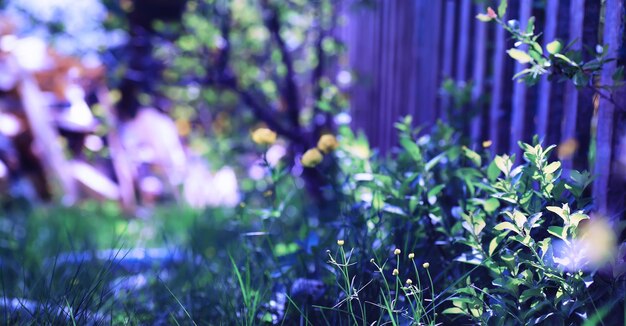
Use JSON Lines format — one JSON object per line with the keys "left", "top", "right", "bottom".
{"left": 199, "top": 3, "right": 304, "bottom": 145}
{"left": 264, "top": 5, "right": 301, "bottom": 131}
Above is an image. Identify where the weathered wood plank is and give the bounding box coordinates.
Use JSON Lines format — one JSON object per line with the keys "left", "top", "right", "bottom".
{"left": 593, "top": 0, "right": 624, "bottom": 216}
{"left": 561, "top": 0, "right": 585, "bottom": 170}
{"left": 510, "top": 0, "right": 533, "bottom": 160}
{"left": 575, "top": 0, "right": 602, "bottom": 172}
{"left": 470, "top": 3, "right": 487, "bottom": 146}
{"left": 414, "top": 0, "right": 442, "bottom": 128}
{"left": 377, "top": 1, "right": 388, "bottom": 150}
{"left": 440, "top": 0, "right": 456, "bottom": 121}
{"left": 536, "top": 0, "right": 559, "bottom": 141}
{"left": 455, "top": 0, "right": 471, "bottom": 83}
{"left": 489, "top": 12, "right": 506, "bottom": 154}
{"left": 371, "top": 2, "right": 383, "bottom": 148}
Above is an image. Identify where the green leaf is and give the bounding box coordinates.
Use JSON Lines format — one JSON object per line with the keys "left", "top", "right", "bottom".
{"left": 463, "top": 146, "right": 482, "bottom": 166}
{"left": 489, "top": 231, "right": 510, "bottom": 256}
{"left": 494, "top": 222, "right": 520, "bottom": 234}
{"left": 443, "top": 307, "right": 466, "bottom": 315}
{"left": 428, "top": 184, "right": 445, "bottom": 204}
{"left": 494, "top": 155, "right": 512, "bottom": 177}
{"left": 372, "top": 192, "right": 384, "bottom": 211}
{"left": 554, "top": 53, "right": 578, "bottom": 67}
{"left": 520, "top": 288, "right": 544, "bottom": 303}
{"left": 547, "top": 226, "right": 567, "bottom": 240}
{"left": 512, "top": 68, "right": 534, "bottom": 80}
{"left": 573, "top": 72, "right": 590, "bottom": 87}
{"left": 476, "top": 13, "right": 493, "bottom": 22}
{"left": 526, "top": 16, "right": 536, "bottom": 34}
{"left": 543, "top": 161, "right": 561, "bottom": 174}
{"left": 487, "top": 160, "right": 501, "bottom": 182}
{"left": 498, "top": 0, "right": 508, "bottom": 18}
{"left": 546, "top": 40, "right": 562, "bottom": 54}
{"left": 546, "top": 206, "right": 566, "bottom": 222}
{"left": 483, "top": 198, "right": 500, "bottom": 215}
{"left": 569, "top": 213, "right": 589, "bottom": 228}
{"left": 425, "top": 151, "right": 447, "bottom": 172}
{"left": 513, "top": 210, "right": 527, "bottom": 229}
{"left": 400, "top": 137, "right": 422, "bottom": 163}
{"left": 583, "top": 304, "right": 613, "bottom": 326}
{"left": 507, "top": 49, "right": 532, "bottom": 64}
{"left": 530, "top": 42, "right": 543, "bottom": 57}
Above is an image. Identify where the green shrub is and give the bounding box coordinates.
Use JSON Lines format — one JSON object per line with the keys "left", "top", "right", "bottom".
{"left": 305, "top": 117, "right": 623, "bottom": 325}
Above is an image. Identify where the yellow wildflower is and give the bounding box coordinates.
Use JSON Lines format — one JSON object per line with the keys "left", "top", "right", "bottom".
{"left": 394, "top": 249, "right": 401, "bottom": 255}
{"left": 406, "top": 279, "right": 413, "bottom": 285}
{"left": 408, "top": 253, "right": 415, "bottom": 260}
{"left": 251, "top": 128, "right": 277, "bottom": 145}
{"left": 422, "top": 262, "right": 430, "bottom": 269}
{"left": 392, "top": 269, "right": 399, "bottom": 276}
{"left": 301, "top": 148, "right": 323, "bottom": 167}
{"left": 337, "top": 240, "right": 345, "bottom": 246}
{"left": 317, "top": 134, "right": 339, "bottom": 153}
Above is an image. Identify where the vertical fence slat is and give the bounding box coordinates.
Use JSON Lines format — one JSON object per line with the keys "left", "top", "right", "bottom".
{"left": 370, "top": 2, "right": 385, "bottom": 147}
{"left": 593, "top": 0, "right": 624, "bottom": 216}
{"left": 489, "top": 19, "right": 506, "bottom": 154}
{"left": 536, "top": 0, "right": 559, "bottom": 140}
{"left": 455, "top": 0, "right": 471, "bottom": 82}
{"left": 510, "top": 0, "right": 533, "bottom": 160}
{"left": 575, "top": 0, "right": 602, "bottom": 171}
{"left": 440, "top": 0, "right": 456, "bottom": 121}
{"left": 417, "top": 0, "right": 442, "bottom": 127}
{"left": 408, "top": 0, "right": 420, "bottom": 125}
{"left": 379, "top": 1, "right": 389, "bottom": 150}
{"left": 561, "top": 0, "right": 585, "bottom": 170}
{"left": 387, "top": 0, "right": 398, "bottom": 150}
{"left": 470, "top": 3, "right": 487, "bottom": 146}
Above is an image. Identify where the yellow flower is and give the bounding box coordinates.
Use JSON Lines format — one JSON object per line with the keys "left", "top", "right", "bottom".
{"left": 337, "top": 239, "right": 345, "bottom": 246}
{"left": 301, "top": 148, "right": 323, "bottom": 167}
{"left": 406, "top": 279, "right": 413, "bottom": 285}
{"left": 394, "top": 249, "right": 401, "bottom": 255}
{"left": 408, "top": 253, "right": 415, "bottom": 260}
{"left": 317, "top": 134, "right": 339, "bottom": 153}
{"left": 392, "top": 269, "right": 399, "bottom": 276}
{"left": 482, "top": 140, "right": 493, "bottom": 148}
{"left": 422, "top": 262, "right": 430, "bottom": 269}
{"left": 251, "top": 128, "right": 277, "bottom": 145}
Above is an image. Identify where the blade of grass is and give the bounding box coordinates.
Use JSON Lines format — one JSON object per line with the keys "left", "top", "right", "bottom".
{"left": 158, "top": 276, "right": 198, "bottom": 326}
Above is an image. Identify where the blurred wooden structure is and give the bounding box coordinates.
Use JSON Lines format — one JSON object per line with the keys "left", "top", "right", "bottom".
{"left": 342, "top": 0, "right": 626, "bottom": 218}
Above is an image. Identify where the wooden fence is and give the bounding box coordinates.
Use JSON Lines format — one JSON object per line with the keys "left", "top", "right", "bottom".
{"left": 340, "top": 0, "right": 626, "bottom": 218}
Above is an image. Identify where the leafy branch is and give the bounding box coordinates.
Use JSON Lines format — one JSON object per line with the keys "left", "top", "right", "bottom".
{"left": 477, "top": 0, "right": 625, "bottom": 109}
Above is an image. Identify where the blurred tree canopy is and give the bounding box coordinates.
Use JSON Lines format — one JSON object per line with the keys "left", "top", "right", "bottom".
{"left": 144, "top": 0, "right": 349, "bottom": 205}
{"left": 0, "top": 0, "right": 352, "bottom": 210}
{"left": 152, "top": 0, "right": 347, "bottom": 150}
